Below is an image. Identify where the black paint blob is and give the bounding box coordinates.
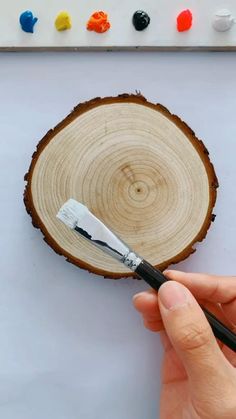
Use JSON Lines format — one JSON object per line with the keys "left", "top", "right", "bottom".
{"left": 132, "top": 10, "right": 150, "bottom": 31}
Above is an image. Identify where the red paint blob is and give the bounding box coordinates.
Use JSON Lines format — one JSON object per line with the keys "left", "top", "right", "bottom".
{"left": 177, "top": 9, "right": 193, "bottom": 32}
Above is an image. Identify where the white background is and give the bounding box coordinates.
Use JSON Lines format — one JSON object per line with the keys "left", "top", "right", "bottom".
{"left": 0, "top": 51, "right": 236, "bottom": 419}
{"left": 2, "top": 0, "right": 236, "bottom": 48}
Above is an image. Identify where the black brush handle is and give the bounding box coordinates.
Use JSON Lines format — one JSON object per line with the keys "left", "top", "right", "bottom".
{"left": 135, "top": 260, "right": 236, "bottom": 352}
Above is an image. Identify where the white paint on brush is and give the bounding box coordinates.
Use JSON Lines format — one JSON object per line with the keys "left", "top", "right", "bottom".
{"left": 57, "top": 199, "right": 89, "bottom": 229}
{"left": 56, "top": 199, "right": 142, "bottom": 269}
{"left": 57, "top": 199, "right": 130, "bottom": 259}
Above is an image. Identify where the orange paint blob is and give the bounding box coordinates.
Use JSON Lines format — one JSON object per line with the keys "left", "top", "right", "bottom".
{"left": 87, "top": 11, "right": 110, "bottom": 33}
{"left": 177, "top": 9, "right": 193, "bottom": 32}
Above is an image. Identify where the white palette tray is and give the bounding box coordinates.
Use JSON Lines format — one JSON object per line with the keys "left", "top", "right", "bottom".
{"left": 2, "top": 0, "right": 236, "bottom": 50}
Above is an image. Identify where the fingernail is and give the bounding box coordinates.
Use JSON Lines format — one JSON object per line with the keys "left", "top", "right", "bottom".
{"left": 133, "top": 292, "right": 145, "bottom": 302}
{"left": 163, "top": 270, "right": 171, "bottom": 278}
{"left": 133, "top": 291, "right": 157, "bottom": 305}
{"left": 163, "top": 269, "right": 177, "bottom": 279}
{"left": 159, "top": 281, "right": 190, "bottom": 310}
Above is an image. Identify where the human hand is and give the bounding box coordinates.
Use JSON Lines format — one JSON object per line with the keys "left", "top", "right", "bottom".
{"left": 133, "top": 271, "right": 236, "bottom": 419}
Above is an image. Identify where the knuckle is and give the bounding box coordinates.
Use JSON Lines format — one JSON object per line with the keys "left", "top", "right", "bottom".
{"left": 175, "top": 323, "right": 211, "bottom": 352}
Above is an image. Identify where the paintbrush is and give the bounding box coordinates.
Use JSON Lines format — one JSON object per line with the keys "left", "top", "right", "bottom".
{"left": 57, "top": 199, "right": 236, "bottom": 352}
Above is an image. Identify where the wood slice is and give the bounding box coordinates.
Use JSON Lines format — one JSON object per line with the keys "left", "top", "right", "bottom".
{"left": 24, "top": 94, "right": 218, "bottom": 278}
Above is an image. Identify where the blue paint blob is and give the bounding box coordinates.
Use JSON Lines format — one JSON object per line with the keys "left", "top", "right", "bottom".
{"left": 19, "top": 10, "right": 38, "bottom": 33}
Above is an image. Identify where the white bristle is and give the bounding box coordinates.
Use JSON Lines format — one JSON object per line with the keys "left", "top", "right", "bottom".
{"left": 57, "top": 199, "right": 89, "bottom": 229}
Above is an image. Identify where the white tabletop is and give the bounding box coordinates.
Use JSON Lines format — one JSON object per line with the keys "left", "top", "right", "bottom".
{"left": 0, "top": 51, "right": 236, "bottom": 419}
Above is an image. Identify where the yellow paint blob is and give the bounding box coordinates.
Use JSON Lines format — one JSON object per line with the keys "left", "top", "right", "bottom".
{"left": 55, "top": 11, "right": 72, "bottom": 31}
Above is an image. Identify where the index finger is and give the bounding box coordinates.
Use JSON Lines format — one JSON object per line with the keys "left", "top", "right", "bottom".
{"left": 164, "top": 271, "right": 236, "bottom": 305}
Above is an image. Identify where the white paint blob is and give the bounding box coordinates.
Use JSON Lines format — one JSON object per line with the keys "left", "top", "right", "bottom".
{"left": 212, "top": 9, "right": 235, "bottom": 32}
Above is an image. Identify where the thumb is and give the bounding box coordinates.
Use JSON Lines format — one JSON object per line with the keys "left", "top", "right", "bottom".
{"left": 158, "top": 281, "right": 230, "bottom": 387}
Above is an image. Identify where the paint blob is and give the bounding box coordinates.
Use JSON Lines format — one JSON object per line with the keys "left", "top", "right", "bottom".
{"left": 212, "top": 9, "right": 235, "bottom": 32}
{"left": 177, "top": 9, "right": 193, "bottom": 32}
{"left": 19, "top": 10, "right": 38, "bottom": 33}
{"left": 87, "top": 11, "right": 110, "bottom": 33}
{"left": 55, "top": 11, "right": 72, "bottom": 31}
{"left": 132, "top": 11, "right": 150, "bottom": 31}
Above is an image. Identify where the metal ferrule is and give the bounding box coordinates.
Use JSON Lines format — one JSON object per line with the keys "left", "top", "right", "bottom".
{"left": 121, "top": 252, "right": 142, "bottom": 271}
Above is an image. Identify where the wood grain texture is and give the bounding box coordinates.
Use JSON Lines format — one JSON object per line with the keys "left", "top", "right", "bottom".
{"left": 24, "top": 94, "right": 218, "bottom": 278}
